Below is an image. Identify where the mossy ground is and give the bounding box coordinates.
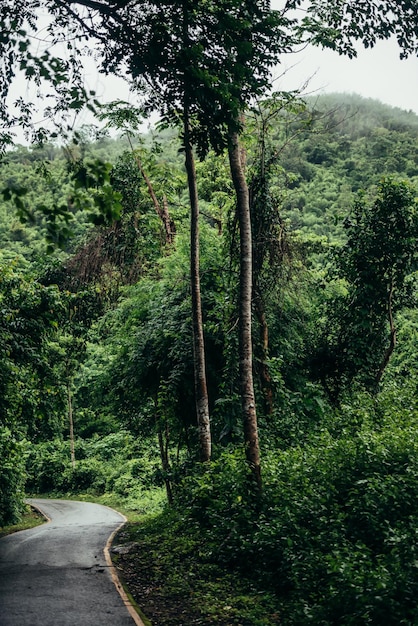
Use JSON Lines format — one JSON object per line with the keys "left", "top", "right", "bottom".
{"left": 111, "top": 509, "right": 280, "bottom": 626}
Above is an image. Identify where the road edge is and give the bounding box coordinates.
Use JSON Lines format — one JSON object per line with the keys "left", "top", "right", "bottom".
{"left": 104, "top": 515, "right": 147, "bottom": 626}
{"left": 27, "top": 499, "right": 52, "bottom": 524}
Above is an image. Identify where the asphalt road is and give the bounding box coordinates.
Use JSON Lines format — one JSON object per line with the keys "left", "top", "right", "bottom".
{"left": 0, "top": 499, "right": 141, "bottom": 626}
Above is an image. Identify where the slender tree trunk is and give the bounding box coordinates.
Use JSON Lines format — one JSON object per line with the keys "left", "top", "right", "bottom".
{"left": 179, "top": 0, "right": 210, "bottom": 462}
{"left": 67, "top": 379, "right": 76, "bottom": 469}
{"left": 184, "top": 109, "right": 211, "bottom": 463}
{"left": 154, "top": 394, "right": 173, "bottom": 505}
{"left": 254, "top": 292, "right": 273, "bottom": 416}
{"left": 228, "top": 128, "right": 261, "bottom": 490}
{"left": 162, "top": 195, "right": 176, "bottom": 245}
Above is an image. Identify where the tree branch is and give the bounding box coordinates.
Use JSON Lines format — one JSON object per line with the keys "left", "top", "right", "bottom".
{"left": 57, "top": 0, "right": 125, "bottom": 19}
{"left": 52, "top": 0, "right": 110, "bottom": 43}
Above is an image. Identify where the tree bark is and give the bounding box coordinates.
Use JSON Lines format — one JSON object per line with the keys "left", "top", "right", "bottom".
{"left": 179, "top": 0, "right": 211, "bottom": 462}
{"left": 254, "top": 293, "right": 274, "bottom": 416}
{"left": 184, "top": 110, "right": 212, "bottom": 463}
{"left": 154, "top": 394, "right": 173, "bottom": 505}
{"left": 228, "top": 128, "right": 261, "bottom": 490}
{"left": 67, "top": 379, "right": 76, "bottom": 469}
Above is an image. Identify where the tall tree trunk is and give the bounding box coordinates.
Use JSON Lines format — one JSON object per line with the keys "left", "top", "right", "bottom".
{"left": 67, "top": 379, "right": 76, "bottom": 469}
{"left": 184, "top": 110, "right": 211, "bottom": 463}
{"left": 180, "top": 0, "right": 210, "bottom": 462}
{"left": 154, "top": 394, "right": 173, "bottom": 505}
{"left": 228, "top": 128, "right": 261, "bottom": 490}
{"left": 254, "top": 292, "right": 274, "bottom": 416}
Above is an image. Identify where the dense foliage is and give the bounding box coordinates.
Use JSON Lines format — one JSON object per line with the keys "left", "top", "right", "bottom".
{"left": 1, "top": 94, "right": 418, "bottom": 624}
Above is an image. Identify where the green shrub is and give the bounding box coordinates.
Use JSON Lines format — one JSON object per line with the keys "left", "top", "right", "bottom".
{"left": 178, "top": 424, "right": 418, "bottom": 625}
{"left": 0, "top": 428, "right": 26, "bottom": 526}
{"left": 25, "top": 438, "right": 69, "bottom": 493}
{"left": 257, "top": 428, "right": 418, "bottom": 624}
{"left": 83, "top": 430, "right": 138, "bottom": 461}
{"left": 26, "top": 431, "right": 161, "bottom": 497}
{"left": 61, "top": 458, "right": 107, "bottom": 494}
{"left": 106, "top": 457, "right": 160, "bottom": 495}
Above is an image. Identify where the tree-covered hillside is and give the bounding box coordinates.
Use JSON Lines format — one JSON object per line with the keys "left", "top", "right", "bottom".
{"left": 276, "top": 93, "right": 418, "bottom": 237}
{"left": 1, "top": 92, "right": 418, "bottom": 623}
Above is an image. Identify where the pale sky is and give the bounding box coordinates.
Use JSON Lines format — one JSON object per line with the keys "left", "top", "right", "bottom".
{"left": 276, "top": 39, "right": 418, "bottom": 115}
{"left": 270, "top": 0, "right": 418, "bottom": 114}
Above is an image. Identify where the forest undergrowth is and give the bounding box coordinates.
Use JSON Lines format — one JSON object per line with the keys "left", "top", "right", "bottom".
{"left": 2, "top": 95, "right": 418, "bottom": 625}
{"left": 24, "top": 394, "right": 418, "bottom": 626}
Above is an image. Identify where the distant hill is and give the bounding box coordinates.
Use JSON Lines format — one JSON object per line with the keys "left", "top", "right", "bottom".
{"left": 276, "top": 93, "right": 418, "bottom": 239}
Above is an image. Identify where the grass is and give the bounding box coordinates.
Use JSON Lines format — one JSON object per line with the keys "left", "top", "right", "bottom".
{"left": 0, "top": 504, "right": 46, "bottom": 538}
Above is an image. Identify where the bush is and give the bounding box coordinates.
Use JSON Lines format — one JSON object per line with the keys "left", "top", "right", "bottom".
{"left": 0, "top": 428, "right": 26, "bottom": 526}
{"left": 82, "top": 430, "right": 138, "bottom": 461}
{"left": 61, "top": 458, "right": 107, "bottom": 494}
{"left": 25, "top": 438, "right": 69, "bottom": 493}
{"left": 177, "top": 424, "right": 418, "bottom": 625}
{"left": 106, "top": 457, "right": 160, "bottom": 495}
{"left": 257, "top": 428, "right": 418, "bottom": 624}
{"left": 26, "top": 431, "right": 161, "bottom": 497}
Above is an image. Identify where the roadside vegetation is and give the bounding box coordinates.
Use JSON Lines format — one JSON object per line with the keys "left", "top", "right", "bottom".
{"left": 1, "top": 94, "right": 418, "bottom": 624}
{"left": 0, "top": 504, "right": 45, "bottom": 538}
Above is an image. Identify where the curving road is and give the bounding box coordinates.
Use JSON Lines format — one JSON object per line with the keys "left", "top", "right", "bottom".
{"left": 0, "top": 499, "right": 142, "bottom": 626}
